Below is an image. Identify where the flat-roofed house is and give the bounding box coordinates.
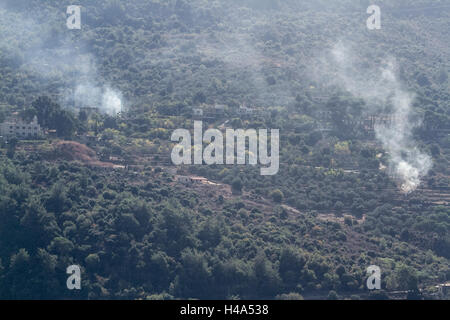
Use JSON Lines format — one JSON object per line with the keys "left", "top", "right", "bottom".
{"left": 176, "top": 175, "right": 192, "bottom": 184}
{"left": 190, "top": 176, "right": 207, "bottom": 185}
{"left": 239, "top": 104, "right": 254, "bottom": 115}
{"left": 214, "top": 104, "right": 227, "bottom": 114}
{"left": 193, "top": 108, "right": 204, "bottom": 117}
{"left": 0, "top": 116, "right": 42, "bottom": 139}
{"left": 437, "top": 283, "right": 450, "bottom": 297}
{"left": 176, "top": 175, "right": 207, "bottom": 185}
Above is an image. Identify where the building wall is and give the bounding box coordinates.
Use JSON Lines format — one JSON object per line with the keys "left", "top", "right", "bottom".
{"left": 0, "top": 116, "right": 41, "bottom": 138}
{"left": 176, "top": 176, "right": 192, "bottom": 184}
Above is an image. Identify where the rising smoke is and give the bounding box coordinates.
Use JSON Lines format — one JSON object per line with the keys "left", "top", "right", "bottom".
{"left": 73, "top": 84, "right": 123, "bottom": 116}
{"left": 0, "top": 4, "right": 123, "bottom": 116}
{"left": 320, "top": 42, "right": 432, "bottom": 193}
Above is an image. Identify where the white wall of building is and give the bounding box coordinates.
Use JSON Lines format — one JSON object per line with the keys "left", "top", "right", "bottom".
{"left": 0, "top": 116, "right": 41, "bottom": 138}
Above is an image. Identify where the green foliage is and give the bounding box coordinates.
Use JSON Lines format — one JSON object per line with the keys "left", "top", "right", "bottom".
{"left": 0, "top": 0, "right": 448, "bottom": 300}
{"left": 231, "top": 178, "right": 243, "bottom": 194}
{"left": 30, "top": 96, "right": 76, "bottom": 138}
{"left": 270, "top": 189, "right": 284, "bottom": 203}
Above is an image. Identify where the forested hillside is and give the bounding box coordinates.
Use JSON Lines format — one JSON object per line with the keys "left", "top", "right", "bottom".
{"left": 0, "top": 0, "right": 448, "bottom": 299}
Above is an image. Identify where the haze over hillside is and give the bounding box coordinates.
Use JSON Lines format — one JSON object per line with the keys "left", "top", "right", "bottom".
{"left": 0, "top": 0, "right": 448, "bottom": 300}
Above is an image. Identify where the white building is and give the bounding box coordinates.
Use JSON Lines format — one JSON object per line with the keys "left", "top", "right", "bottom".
{"left": 0, "top": 116, "right": 42, "bottom": 138}
{"left": 436, "top": 283, "right": 450, "bottom": 297}
{"left": 176, "top": 175, "right": 192, "bottom": 184}
{"left": 176, "top": 175, "right": 207, "bottom": 185}
{"left": 239, "top": 106, "right": 254, "bottom": 115}
{"left": 193, "top": 108, "right": 204, "bottom": 117}
{"left": 214, "top": 104, "right": 227, "bottom": 113}
{"left": 79, "top": 107, "right": 99, "bottom": 118}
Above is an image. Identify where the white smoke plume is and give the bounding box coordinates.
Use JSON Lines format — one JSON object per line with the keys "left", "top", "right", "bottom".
{"left": 101, "top": 87, "right": 123, "bottom": 115}
{"left": 318, "top": 42, "right": 432, "bottom": 193}
{"left": 0, "top": 4, "right": 124, "bottom": 116}
{"left": 73, "top": 84, "right": 123, "bottom": 116}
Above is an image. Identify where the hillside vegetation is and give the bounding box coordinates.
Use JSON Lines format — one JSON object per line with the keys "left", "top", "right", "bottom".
{"left": 0, "top": 0, "right": 448, "bottom": 299}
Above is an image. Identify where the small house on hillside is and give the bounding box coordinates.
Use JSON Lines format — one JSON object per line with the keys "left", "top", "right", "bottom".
{"left": 239, "top": 104, "right": 254, "bottom": 115}
{"left": 436, "top": 283, "right": 450, "bottom": 297}
{"left": 47, "top": 129, "right": 58, "bottom": 138}
{"left": 176, "top": 176, "right": 192, "bottom": 184}
{"left": 176, "top": 175, "right": 207, "bottom": 185}
{"left": 192, "top": 108, "right": 204, "bottom": 118}
{"left": 190, "top": 176, "right": 207, "bottom": 184}
{"left": 214, "top": 104, "right": 227, "bottom": 114}
{"left": 0, "top": 115, "right": 42, "bottom": 139}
